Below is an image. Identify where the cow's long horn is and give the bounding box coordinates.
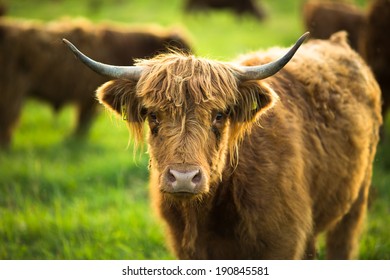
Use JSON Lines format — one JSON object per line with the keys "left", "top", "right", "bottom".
{"left": 237, "top": 32, "right": 310, "bottom": 81}
{"left": 62, "top": 39, "right": 143, "bottom": 80}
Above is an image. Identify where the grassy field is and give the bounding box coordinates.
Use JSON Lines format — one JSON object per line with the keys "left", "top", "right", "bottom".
{"left": 0, "top": 0, "right": 389, "bottom": 260}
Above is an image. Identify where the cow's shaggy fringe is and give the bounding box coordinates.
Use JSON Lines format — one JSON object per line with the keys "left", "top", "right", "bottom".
{"left": 137, "top": 52, "right": 238, "bottom": 111}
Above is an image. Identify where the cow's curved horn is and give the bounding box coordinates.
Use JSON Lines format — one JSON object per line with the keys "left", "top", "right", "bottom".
{"left": 62, "top": 39, "right": 143, "bottom": 80}
{"left": 237, "top": 32, "right": 310, "bottom": 81}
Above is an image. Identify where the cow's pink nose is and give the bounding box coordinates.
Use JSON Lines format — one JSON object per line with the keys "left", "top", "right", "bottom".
{"left": 166, "top": 168, "right": 203, "bottom": 193}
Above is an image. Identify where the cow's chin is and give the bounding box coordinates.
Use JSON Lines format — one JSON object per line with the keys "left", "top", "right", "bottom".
{"left": 160, "top": 184, "right": 210, "bottom": 202}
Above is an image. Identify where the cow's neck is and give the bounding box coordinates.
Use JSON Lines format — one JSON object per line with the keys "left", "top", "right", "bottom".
{"left": 175, "top": 191, "right": 214, "bottom": 255}
{"left": 177, "top": 168, "right": 239, "bottom": 258}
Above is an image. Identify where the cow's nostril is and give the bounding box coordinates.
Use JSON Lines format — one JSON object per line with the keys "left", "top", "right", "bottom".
{"left": 168, "top": 170, "right": 176, "bottom": 183}
{"left": 192, "top": 171, "right": 201, "bottom": 184}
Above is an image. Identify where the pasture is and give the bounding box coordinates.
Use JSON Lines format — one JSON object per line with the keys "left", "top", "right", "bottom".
{"left": 0, "top": 0, "right": 389, "bottom": 259}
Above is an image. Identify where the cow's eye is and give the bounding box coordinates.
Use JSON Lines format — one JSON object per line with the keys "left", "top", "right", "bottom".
{"left": 215, "top": 113, "right": 223, "bottom": 121}
{"left": 149, "top": 112, "right": 159, "bottom": 135}
{"left": 149, "top": 112, "right": 158, "bottom": 122}
{"left": 213, "top": 112, "right": 224, "bottom": 124}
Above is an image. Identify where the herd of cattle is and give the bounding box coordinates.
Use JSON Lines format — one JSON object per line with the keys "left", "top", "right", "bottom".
{"left": 1, "top": 0, "right": 388, "bottom": 259}
{"left": 0, "top": 18, "right": 191, "bottom": 146}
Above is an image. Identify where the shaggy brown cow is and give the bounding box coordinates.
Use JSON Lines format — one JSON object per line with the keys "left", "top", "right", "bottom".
{"left": 64, "top": 31, "right": 381, "bottom": 259}
{"left": 0, "top": 18, "right": 191, "bottom": 148}
{"left": 359, "top": 0, "right": 390, "bottom": 120}
{"left": 184, "top": 0, "right": 266, "bottom": 20}
{"left": 302, "top": 1, "right": 365, "bottom": 50}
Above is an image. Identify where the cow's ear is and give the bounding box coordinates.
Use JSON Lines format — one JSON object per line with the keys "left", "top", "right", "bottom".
{"left": 227, "top": 81, "right": 279, "bottom": 163}
{"left": 231, "top": 80, "right": 278, "bottom": 124}
{"left": 96, "top": 80, "right": 146, "bottom": 143}
{"left": 96, "top": 79, "right": 146, "bottom": 123}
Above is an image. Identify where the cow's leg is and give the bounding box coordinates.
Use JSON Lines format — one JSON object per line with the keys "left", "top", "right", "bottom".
{"left": 0, "top": 126, "right": 13, "bottom": 149}
{"left": 325, "top": 169, "right": 371, "bottom": 259}
{"left": 0, "top": 111, "right": 16, "bottom": 148}
{"left": 0, "top": 85, "right": 25, "bottom": 149}
{"left": 304, "top": 235, "right": 317, "bottom": 259}
{"left": 75, "top": 101, "right": 97, "bottom": 136}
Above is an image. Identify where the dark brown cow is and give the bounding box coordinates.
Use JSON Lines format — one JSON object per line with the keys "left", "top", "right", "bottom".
{"left": 302, "top": 1, "right": 365, "bottom": 50}
{"left": 0, "top": 3, "right": 6, "bottom": 17}
{"left": 0, "top": 18, "right": 191, "bottom": 148}
{"left": 184, "top": 0, "right": 266, "bottom": 20}
{"left": 359, "top": 0, "right": 390, "bottom": 120}
{"left": 64, "top": 31, "right": 381, "bottom": 259}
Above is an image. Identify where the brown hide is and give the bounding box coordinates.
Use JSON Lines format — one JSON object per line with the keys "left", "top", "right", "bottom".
{"left": 184, "top": 0, "right": 266, "bottom": 20}
{"left": 94, "top": 32, "right": 381, "bottom": 259}
{"left": 303, "top": 1, "right": 365, "bottom": 50}
{"left": 359, "top": 0, "right": 390, "bottom": 119}
{"left": 0, "top": 18, "right": 191, "bottom": 148}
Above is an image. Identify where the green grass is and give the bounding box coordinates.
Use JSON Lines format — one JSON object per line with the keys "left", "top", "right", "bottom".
{"left": 1, "top": 0, "right": 389, "bottom": 260}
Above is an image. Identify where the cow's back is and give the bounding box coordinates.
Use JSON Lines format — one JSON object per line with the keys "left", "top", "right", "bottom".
{"left": 235, "top": 32, "right": 381, "bottom": 235}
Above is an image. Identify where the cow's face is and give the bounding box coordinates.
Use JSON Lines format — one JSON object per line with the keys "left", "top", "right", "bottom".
{"left": 146, "top": 105, "right": 229, "bottom": 197}
{"left": 96, "top": 54, "right": 278, "bottom": 200}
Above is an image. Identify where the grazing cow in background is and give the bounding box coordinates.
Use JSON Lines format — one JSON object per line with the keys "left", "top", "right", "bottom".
{"left": 64, "top": 31, "right": 381, "bottom": 259}
{"left": 184, "top": 0, "right": 266, "bottom": 21}
{"left": 359, "top": 0, "right": 390, "bottom": 120}
{"left": 0, "top": 3, "right": 6, "bottom": 17}
{"left": 0, "top": 18, "right": 191, "bottom": 148}
{"left": 302, "top": 0, "right": 364, "bottom": 50}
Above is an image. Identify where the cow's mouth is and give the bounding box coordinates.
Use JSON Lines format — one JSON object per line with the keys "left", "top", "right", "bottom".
{"left": 168, "top": 191, "right": 198, "bottom": 197}
{"left": 161, "top": 189, "right": 204, "bottom": 201}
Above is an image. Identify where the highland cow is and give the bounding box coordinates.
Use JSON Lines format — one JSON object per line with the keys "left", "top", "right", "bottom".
{"left": 0, "top": 18, "right": 191, "bottom": 148}
{"left": 303, "top": 1, "right": 365, "bottom": 50}
{"left": 64, "top": 31, "right": 381, "bottom": 259}
{"left": 359, "top": 0, "right": 390, "bottom": 120}
{"left": 184, "top": 0, "right": 266, "bottom": 20}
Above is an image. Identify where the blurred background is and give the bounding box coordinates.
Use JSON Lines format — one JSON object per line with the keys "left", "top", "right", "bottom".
{"left": 0, "top": 0, "right": 389, "bottom": 259}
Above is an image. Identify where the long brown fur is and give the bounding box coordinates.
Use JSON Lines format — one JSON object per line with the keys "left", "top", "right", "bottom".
{"left": 96, "top": 31, "right": 381, "bottom": 259}
{"left": 0, "top": 17, "right": 191, "bottom": 148}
